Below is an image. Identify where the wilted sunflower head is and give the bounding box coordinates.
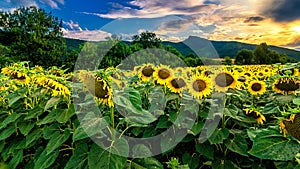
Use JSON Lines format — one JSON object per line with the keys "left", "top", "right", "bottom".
{"left": 272, "top": 77, "right": 300, "bottom": 95}
{"left": 243, "top": 108, "right": 266, "bottom": 124}
{"left": 212, "top": 71, "right": 237, "bottom": 92}
{"left": 248, "top": 80, "right": 266, "bottom": 95}
{"left": 280, "top": 113, "right": 300, "bottom": 140}
{"left": 1, "top": 67, "right": 31, "bottom": 84}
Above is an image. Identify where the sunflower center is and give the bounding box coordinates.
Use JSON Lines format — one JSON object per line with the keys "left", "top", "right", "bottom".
{"left": 171, "top": 78, "right": 186, "bottom": 89}
{"left": 215, "top": 73, "right": 234, "bottom": 87}
{"left": 94, "top": 80, "right": 109, "bottom": 98}
{"left": 244, "top": 73, "right": 251, "bottom": 77}
{"left": 142, "top": 66, "right": 154, "bottom": 77}
{"left": 251, "top": 83, "right": 262, "bottom": 92}
{"left": 158, "top": 68, "right": 170, "bottom": 79}
{"left": 193, "top": 79, "right": 206, "bottom": 92}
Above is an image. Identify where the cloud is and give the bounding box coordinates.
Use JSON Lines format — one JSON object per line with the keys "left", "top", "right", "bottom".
{"left": 5, "top": 0, "right": 64, "bottom": 9}
{"left": 63, "top": 20, "right": 83, "bottom": 31}
{"left": 244, "top": 16, "right": 265, "bottom": 23}
{"left": 261, "top": 0, "right": 300, "bottom": 22}
{"left": 88, "top": 0, "right": 219, "bottom": 19}
{"left": 62, "top": 29, "right": 112, "bottom": 42}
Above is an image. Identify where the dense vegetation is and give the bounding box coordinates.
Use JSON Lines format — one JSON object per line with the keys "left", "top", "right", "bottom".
{"left": 1, "top": 6, "right": 300, "bottom": 169}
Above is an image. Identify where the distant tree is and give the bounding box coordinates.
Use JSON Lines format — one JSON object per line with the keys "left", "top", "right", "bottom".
{"left": 222, "top": 56, "right": 233, "bottom": 65}
{"left": 254, "top": 43, "right": 270, "bottom": 64}
{"left": 132, "top": 31, "right": 162, "bottom": 49}
{"left": 0, "top": 6, "right": 66, "bottom": 67}
{"left": 0, "top": 45, "right": 13, "bottom": 68}
{"left": 235, "top": 49, "right": 255, "bottom": 65}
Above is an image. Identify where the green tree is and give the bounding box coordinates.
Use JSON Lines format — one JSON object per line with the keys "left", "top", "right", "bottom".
{"left": 0, "top": 44, "right": 13, "bottom": 68}
{"left": 235, "top": 49, "right": 255, "bottom": 65}
{"left": 0, "top": 6, "right": 66, "bottom": 67}
{"left": 222, "top": 56, "right": 233, "bottom": 65}
{"left": 132, "top": 31, "right": 162, "bottom": 49}
{"left": 253, "top": 43, "right": 271, "bottom": 64}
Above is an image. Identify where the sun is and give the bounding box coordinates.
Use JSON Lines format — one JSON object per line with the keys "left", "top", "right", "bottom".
{"left": 292, "top": 26, "right": 300, "bottom": 34}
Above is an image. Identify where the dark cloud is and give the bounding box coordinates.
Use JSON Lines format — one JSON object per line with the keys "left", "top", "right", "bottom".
{"left": 244, "top": 16, "right": 264, "bottom": 23}
{"left": 263, "top": 0, "right": 300, "bottom": 22}
{"left": 175, "top": 5, "right": 212, "bottom": 13}
{"left": 203, "top": 0, "right": 220, "bottom": 5}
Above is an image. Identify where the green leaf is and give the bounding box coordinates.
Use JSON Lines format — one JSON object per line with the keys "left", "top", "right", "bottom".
{"left": 128, "top": 158, "right": 163, "bottom": 169}
{"left": 212, "top": 159, "right": 237, "bottom": 169}
{"left": 132, "top": 144, "right": 152, "bottom": 158}
{"left": 56, "top": 105, "right": 75, "bottom": 123}
{"left": 26, "top": 129, "right": 43, "bottom": 147}
{"left": 43, "top": 123, "right": 60, "bottom": 140}
{"left": 248, "top": 126, "right": 300, "bottom": 161}
{"left": 0, "top": 125, "right": 15, "bottom": 141}
{"left": 263, "top": 102, "right": 280, "bottom": 114}
{"left": 24, "top": 106, "right": 43, "bottom": 120}
{"left": 34, "top": 149, "right": 59, "bottom": 169}
{"left": 195, "top": 142, "right": 214, "bottom": 160}
{"left": 18, "top": 121, "right": 35, "bottom": 136}
{"left": 189, "top": 121, "right": 204, "bottom": 136}
{"left": 8, "top": 150, "right": 23, "bottom": 169}
{"left": 44, "top": 97, "right": 61, "bottom": 111}
{"left": 79, "top": 112, "right": 108, "bottom": 138}
{"left": 182, "top": 153, "right": 200, "bottom": 169}
{"left": 37, "top": 109, "right": 60, "bottom": 125}
{"left": 224, "top": 104, "right": 239, "bottom": 118}
{"left": 46, "top": 129, "right": 71, "bottom": 155}
{"left": 208, "top": 128, "right": 229, "bottom": 144}
{"left": 293, "top": 97, "right": 300, "bottom": 106}
{"left": 64, "top": 144, "right": 89, "bottom": 169}
{"left": 88, "top": 142, "right": 127, "bottom": 169}
{"left": 72, "top": 126, "right": 89, "bottom": 142}
{"left": 8, "top": 95, "right": 23, "bottom": 107}
{"left": 0, "top": 112, "right": 22, "bottom": 130}
{"left": 156, "top": 116, "right": 172, "bottom": 129}
{"left": 224, "top": 133, "right": 248, "bottom": 156}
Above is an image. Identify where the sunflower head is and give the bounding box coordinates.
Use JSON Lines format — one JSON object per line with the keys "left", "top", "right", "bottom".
{"left": 280, "top": 113, "right": 300, "bottom": 140}
{"left": 167, "top": 77, "right": 187, "bottom": 95}
{"left": 243, "top": 108, "right": 266, "bottom": 124}
{"left": 213, "top": 71, "right": 237, "bottom": 92}
{"left": 153, "top": 65, "right": 173, "bottom": 85}
{"left": 138, "top": 64, "right": 155, "bottom": 82}
{"left": 248, "top": 80, "right": 266, "bottom": 95}
{"left": 272, "top": 77, "right": 300, "bottom": 95}
{"left": 188, "top": 75, "right": 212, "bottom": 99}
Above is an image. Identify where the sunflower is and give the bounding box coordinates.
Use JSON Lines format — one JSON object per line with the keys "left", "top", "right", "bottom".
{"left": 188, "top": 75, "right": 212, "bottom": 99}
{"left": 33, "top": 75, "right": 71, "bottom": 97}
{"left": 138, "top": 64, "right": 155, "bottom": 82}
{"left": 243, "top": 108, "right": 266, "bottom": 124}
{"left": 153, "top": 64, "right": 173, "bottom": 85}
{"left": 212, "top": 71, "right": 237, "bottom": 92}
{"left": 167, "top": 76, "right": 187, "bottom": 95}
{"left": 78, "top": 71, "right": 114, "bottom": 107}
{"left": 280, "top": 113, "right": 300, "bottom": 140}
{"left": 1, "top": 67, "right": 31, "bottom": 84}
{"left": 248, "top": 80, "right": 266, "bottom": 95}
{"left": 272, "top": 77, "right": 300, "bottom": 95}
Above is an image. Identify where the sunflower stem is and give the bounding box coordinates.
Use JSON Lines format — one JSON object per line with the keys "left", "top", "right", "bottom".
{"left": 110, "top": 106, "right": 115, "bottom": 128}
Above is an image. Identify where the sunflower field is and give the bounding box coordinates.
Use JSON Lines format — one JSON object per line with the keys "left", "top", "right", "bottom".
{"left": 1, "top": 61, "right": 300, "bottom": 169}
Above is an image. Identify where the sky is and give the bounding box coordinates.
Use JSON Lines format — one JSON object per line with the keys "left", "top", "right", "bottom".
{"left": 1, "top": 0, "right": 300, "bottom": 50}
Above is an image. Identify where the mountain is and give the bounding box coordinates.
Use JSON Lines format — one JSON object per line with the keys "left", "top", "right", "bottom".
{"left": 65, "top": 36, "right": 300, "bottom": 61}
{"left": 163, "top": 36, "right": 300, "bottom": 61}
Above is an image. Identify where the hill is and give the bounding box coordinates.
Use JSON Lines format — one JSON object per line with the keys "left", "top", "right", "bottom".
{"left": 64, "top": 36, "right": 300, "bottom": 61}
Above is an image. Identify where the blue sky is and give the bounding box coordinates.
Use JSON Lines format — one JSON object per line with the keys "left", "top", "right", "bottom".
{"left": 1, "top": 0, "right": 300, "bottom": 49}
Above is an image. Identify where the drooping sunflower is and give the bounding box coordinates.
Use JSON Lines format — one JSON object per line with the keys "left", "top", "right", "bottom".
{"left": 212, "top": 71, "right": 237, "bottom": 92}
{"left": 248, "top": 80, "right": 267, "bottom": 95}
{"left": 243, "top": 108, "right": 266, "bottom": 124}
{"left": 138, "top": 64, "right": 155, "bottom": 82}
{"left": 1, "top": 67, "right": 31, "bottom": 85}
{"left": 272, "top": 77, "right": 300, "bottom": 95}
{"left": 188, "top": 75, "right": 212, "bottom": 99}
{"left": 78, "top": 71, "right": 114, "bottom": 107}
{"left": 280, "top": 113, "right": 300, "bottom": 140}
{"left": 153, "top": 64, "right": 173, "bottom": 85}
{"left": 167, "top": 76, "right": 187, "bottom": 95}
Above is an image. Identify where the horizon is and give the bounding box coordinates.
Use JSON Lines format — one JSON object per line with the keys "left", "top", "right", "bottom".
{"left": 1, "top": 0, "right": 300, "bottom": 50}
